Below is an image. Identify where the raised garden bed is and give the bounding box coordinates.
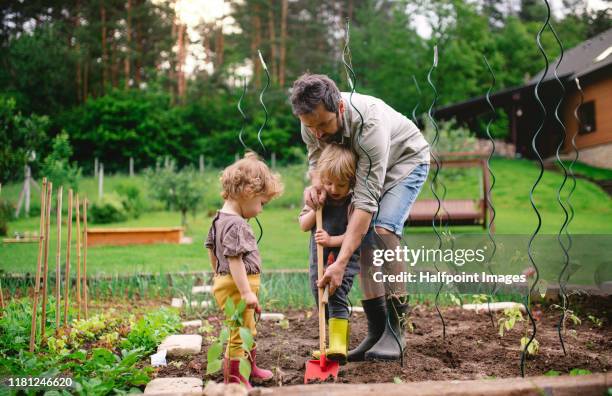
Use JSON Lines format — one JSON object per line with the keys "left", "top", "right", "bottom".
{"left": 87, "top": 227, "right": 184, "bottom": 247}
{"left": 259, "top": 373, "right": 609, "bottom": 395}
{"left": 159, "top": 295, "right": 611, "bottom": 387}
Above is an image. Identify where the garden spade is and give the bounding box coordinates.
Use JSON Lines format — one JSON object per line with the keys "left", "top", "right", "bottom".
{"left": 304, "top": 207, "right": 339, "bottom": 383}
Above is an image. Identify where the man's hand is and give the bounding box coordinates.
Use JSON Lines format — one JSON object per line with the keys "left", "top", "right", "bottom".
{"left": 317, "top": 261, "right": 346, "bottom": 295}
{"left": 304, "top": 185, "right": 326, "bottom": 209}
{"left": 241, "top": 291, "right": 259, "bottom": 310}
{"left": 314, "top": 230, "right": 332, "bottom": 247}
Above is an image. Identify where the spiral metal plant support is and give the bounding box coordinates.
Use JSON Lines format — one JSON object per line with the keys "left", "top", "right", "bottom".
{"left": 237, "top": 77, "right": 252, "bottom": 152}
{"left": 427, "top": 45, "right": 447, "bottom": 340}
{"left": 257, "top": 50, "right": 270, "bottom": 155}
{"left": 549, "top": 23, "right": 571, "bottom": 356}
{"left": 520, "top": 0, "right": 550, "bottom": 377}
{"left": 483, "top": 55, "right": 498, "bottom": 328}
{"left": 342, "top": 18, "right": 406, "bottom": 365}
{"left": 557, "top": 77, "right": 583, "bottom": 296}
{"left": 411, "top": 75, "right": 421, "bottom": 126}
{"left": 342, "top": 19, "right": 378, "bottom": 212}
{"left": 566, "top": 78, "right": 582, "bottom": 249}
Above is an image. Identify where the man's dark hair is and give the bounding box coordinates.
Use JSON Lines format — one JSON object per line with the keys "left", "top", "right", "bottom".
{"left": 290, "top": 73, "right": 341, "bottom": 115}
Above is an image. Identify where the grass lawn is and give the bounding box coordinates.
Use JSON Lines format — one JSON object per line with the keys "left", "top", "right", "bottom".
{"left": 1, "top": 158, "right": 610, "bottom": 276}
{"left": 560, "top": 160, "right": 612, "bottom": 181}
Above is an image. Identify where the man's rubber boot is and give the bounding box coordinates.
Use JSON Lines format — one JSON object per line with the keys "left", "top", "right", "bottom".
{"left": 226, "top": 358, "right": 252, "bottom": 389}
{"left": 248, "top": 348, "right": 273, "bottom": 380}
{"left": 364, "top": 295, "right": 410, "bottom": 361}
{"left": 347, "top": 296, "right": 387, "bottom": 362}
{"left": 326, "top": 318, "right": 349, "bottom": 364}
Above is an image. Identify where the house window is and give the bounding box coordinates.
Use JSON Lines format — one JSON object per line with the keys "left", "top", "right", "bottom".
{"left": 578, "top": 101, "right": 596, "bottom": 134}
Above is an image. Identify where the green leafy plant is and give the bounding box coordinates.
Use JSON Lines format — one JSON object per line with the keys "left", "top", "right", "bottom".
{"left": 497, "top": 307, "right": 524, "bottom": 337}
{"left": 552, "top": 304, "right": 581, "bottom": 337}
{"left": 89, "top": 193, "right": 129, "bottom": 224}
{"left": 206, "top": 298, "right": 254, "bottom": 384}
{"left": 569, "top": 368, "right": 592, "bottom": 376}
{"left": 116, "top": 183, "right": 147, "bottom": 219}
{"left": 41, "top": 131, "right": 81, "bottom": 190}
{"left": 520, "top": 336, "right": 539, "bottom": 356}
{"left": 471, "top": 294, "right": 489, "bottom": 304}
{"left": 587, "top": 315, "right": 603, "bottom": 328}
{"left": 121, "top": 307, "right": 182, "bottom": 353}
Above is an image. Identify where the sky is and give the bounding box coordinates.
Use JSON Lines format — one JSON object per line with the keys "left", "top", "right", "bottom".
{"left": 171, "top": 0, "right": 610, "bottom": 76}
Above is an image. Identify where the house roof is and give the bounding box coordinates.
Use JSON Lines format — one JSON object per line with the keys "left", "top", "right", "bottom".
{"left": 529, "top": 27, "right": 612, "bottom": 83}
{"left": 435, "top": 28, "right": 612, "bottom": 117}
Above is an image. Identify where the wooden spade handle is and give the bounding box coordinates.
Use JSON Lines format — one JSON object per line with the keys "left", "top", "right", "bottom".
{"left": 315, "top": 207, "right": 326, "bottom": 358}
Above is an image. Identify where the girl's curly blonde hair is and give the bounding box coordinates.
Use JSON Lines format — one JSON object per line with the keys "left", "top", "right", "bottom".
{"left": 221, "top": 152, "right": 283, "bottom": 201}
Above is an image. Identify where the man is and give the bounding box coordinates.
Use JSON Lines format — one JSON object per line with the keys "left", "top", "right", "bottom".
{"left": 290, "top": 73, "right": 430, "bottom": 361}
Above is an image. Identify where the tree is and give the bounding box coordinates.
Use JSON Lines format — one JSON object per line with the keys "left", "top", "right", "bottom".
{"left": 41, "top": 131, "right": 82, "bottom": 190}
{"left": 0, "top": 96, "right": 48, "bottom": 183}
{"left": 146, "top": 164, "right": 204, "bottom": 227}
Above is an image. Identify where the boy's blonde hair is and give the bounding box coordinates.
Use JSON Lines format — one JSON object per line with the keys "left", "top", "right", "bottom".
{"left": 221, "top": 152, "right": 283, "bottom": 200}
{"left": 317, "top": 144, "right": 356, "bottom": 186}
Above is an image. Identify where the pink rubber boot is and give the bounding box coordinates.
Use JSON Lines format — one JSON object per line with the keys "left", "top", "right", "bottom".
{"left": 248, "top": 348, "right": 273, "bottom": 380}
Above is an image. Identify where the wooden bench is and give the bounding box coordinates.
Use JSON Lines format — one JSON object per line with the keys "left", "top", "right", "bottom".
{"left": 86, "top": 227, "right": 184, "bottom": 247}
{"left": 407, "top": 153, "right": 495, "bottom": 232}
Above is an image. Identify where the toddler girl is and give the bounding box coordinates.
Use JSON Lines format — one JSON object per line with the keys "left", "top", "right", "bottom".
{"left": 205, "top": 152, "right": 283, "bottom": 388}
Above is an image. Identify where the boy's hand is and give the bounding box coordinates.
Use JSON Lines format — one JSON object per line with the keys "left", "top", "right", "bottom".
{"left": 242, "top": 291, "right": 259, "bottom": 310}
{"left": 315, "top": 230, "right": 332, "bottom": 247}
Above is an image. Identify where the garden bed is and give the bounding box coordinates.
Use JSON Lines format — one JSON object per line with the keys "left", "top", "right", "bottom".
{"left": 157, "top": 295, "right": 611, "bottom": 386}
{"left": 86, "top": 227, "right": 184, "bottom": 247}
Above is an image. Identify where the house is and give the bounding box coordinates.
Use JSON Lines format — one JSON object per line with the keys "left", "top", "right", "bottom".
{"left": 434, "top": 28, "right": 612, "bottom": 169}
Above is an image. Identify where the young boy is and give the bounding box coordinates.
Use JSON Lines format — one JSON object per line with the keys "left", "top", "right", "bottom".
{"left": 298, "top": 144, "right": 360, "bottom": 364}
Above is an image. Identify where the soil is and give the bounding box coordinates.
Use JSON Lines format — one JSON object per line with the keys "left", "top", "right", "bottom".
{"left": 154, "top": 295, "right": 611, "bottom": 385}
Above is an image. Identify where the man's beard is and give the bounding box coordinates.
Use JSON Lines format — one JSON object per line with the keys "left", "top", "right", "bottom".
{"left": 320, "top": 129, "right": 343, "bottom": 144}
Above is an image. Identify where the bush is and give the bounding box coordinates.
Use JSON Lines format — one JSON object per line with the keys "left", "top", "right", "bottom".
{"left": 89, "top": 194, "right": 128, "bottom": 224}
{"left": 422, "top": 117, "right": 478, "bottom": 154}
{"left": 0, "top": 199, "right": 14, "bottom": 236}
{"left": 116, "top": 183, "right": 146, "bottom": 219}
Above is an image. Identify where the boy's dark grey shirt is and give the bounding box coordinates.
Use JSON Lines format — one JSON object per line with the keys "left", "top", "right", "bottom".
{"left": 299, "top": 195, "right": 360, "bottom": 278}
{"left": 301, "top": 92, "right": 430, "bottom": 214}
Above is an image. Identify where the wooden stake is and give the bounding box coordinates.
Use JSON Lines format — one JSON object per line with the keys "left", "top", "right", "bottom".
{"left": 41, "top": 182, "right": 53, "bottom": 342}
{"left": 63, "top": 189, "right": 73, "bottom": 327}
{"left": 75, "top": 194, "right": 81, "bottom": 320}
{"left": 30, "top": 178, "right": 47, "bottom": 352}
{"left": 55, "top": 186, "right": 63, "bottom": 331}
{"left": 83, "top": 198, "right": 88, "bottom": 319}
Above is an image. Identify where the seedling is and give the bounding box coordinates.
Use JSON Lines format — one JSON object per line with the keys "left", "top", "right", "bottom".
{"left": 206, "top": 298, "right": 254, "bottom": 384}
{"left": 498, "top": 307, "right": 524, "bottom": 337}
{"left": 471, "top": 294, "right": 489, "bottom": 305}
{"left": 551, "top": 304, "right": 581, "bottom": 335}
{"left": 587, "top": 315, "right": 603, "bottom": 328}
{"left": 520, "top": 336, "right": 539, "bottom": 356}
{"left": 569, "top": 368, "right": 592, "bottom": 376}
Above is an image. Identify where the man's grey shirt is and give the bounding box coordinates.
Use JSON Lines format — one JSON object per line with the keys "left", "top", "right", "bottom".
{"left": 301, "top": 92, "right": 430, "bottom": 214}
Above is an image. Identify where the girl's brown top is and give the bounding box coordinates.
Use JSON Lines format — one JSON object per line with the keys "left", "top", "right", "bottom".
{"left": 205, "top": 212, "right": 261, "bottom": 275}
